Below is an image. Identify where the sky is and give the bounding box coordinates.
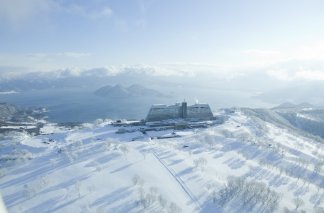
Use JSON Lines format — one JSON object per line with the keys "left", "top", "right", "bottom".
{"left": 1, "top": 0, "right": 324, "bottom": 80}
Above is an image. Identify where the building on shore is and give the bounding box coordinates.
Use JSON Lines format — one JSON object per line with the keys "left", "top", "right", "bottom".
{"left": 146, "top": 101, "right": 213, "bottom": 122}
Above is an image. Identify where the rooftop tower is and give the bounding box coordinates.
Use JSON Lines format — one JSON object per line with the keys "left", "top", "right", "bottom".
{"left": 181, "top": 101, "right": 187, "bottom": 118}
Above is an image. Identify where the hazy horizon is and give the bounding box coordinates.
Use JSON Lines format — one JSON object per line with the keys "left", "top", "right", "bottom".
{"left": 1, "top": 0, "right": 324, "bottom": 121}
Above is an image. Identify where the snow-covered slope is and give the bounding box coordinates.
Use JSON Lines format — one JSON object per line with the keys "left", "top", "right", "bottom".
{"left": 0, "top": 109, "right": 323, "bottom": 213}
{"left": 273, "top": 105, "right": 324, "bottom": 139}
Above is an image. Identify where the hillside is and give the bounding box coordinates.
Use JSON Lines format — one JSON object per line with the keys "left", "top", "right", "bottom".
{"left": 0, "top": 103, "right": 47, "bottom": 136}
{"left": 0, "top": 109, "right": 323, "bottom": 212}
{"left": 271, "top": 104, "right": 324, "bottom": 139}
{"left": 0, "top": 103, "right": 17, "bottom": 122}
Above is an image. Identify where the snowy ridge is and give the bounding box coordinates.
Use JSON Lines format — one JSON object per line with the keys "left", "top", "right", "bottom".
{"left": 0, "top": 109, "right": 323, "bottom": 212}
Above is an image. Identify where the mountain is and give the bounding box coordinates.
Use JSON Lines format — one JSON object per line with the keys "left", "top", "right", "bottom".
{"left": 272, "top": 102, "right": 315, "bottom": 110}
{"left": 127, "top": 84, "right": 167, "bottom": 97}
{"left": 94, "top": 84, "right": 167, "bottom": 98}
{"left": 94, "top": 84, "right": 129, "bottom": 98}
{"left": 0, "top": 65, "right": 185, "bottom": 91}
{"left": 256, "top": 82, "right": 324, "bottom": 106}
{"left": 1, "top": 108, "right": 323, "bottom": 212}
{"left": 0, "top": 103, "right": 47, "bottom": 135}
{"left": 0, "top": 103, "right": 17, "bottom": 122}
{"left": 270, "top": 103, "right": 324, "bottom": 139}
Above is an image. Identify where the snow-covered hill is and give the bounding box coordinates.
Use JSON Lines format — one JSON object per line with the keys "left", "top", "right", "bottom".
{"left": 272, "top": 105, "right": 324, "bottom": 139}
{"left": 0, "top": 109, "right": 323, "bottom": 213}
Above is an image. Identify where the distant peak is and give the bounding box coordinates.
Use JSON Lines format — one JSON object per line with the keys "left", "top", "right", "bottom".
{"left": 273, "top": 102, "right": 315, "bottom": 110}
{"left": 274, "top": 102, "right": 297, "bottom": 109}
{"left": 94, "top": 83, "right": 166, "bottom": 98}
{"left": 114, "top": 84, "right": 124, "bottom": 88}
{"left": 128, "top": 84, "right": 144, "bottom": 89}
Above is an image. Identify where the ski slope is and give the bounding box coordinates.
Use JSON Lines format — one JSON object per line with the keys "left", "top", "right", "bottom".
{"left": 0, "top": 109, "right": 323, "bottom": 212}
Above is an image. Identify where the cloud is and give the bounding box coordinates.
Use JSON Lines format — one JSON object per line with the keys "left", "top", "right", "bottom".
{"left": 95, "top": 7, "right": 113, "bottom": 17}
{"left": 114, "top": 19, "right": 129, "bottom": 32}
{"left": 27, "top": 52, "right": 91, "bottom": 59}
{"left": 2, "top": 48, "right": 324, "bottom": 82}
{"left": 267, "top": 69, "right": 292, "bottom": 81}
{"left": 0, "top": 52, "right": 92, "bottom": 72}
{"left": 55, "top": 52, "right": 91, "bottom": 58}
{"left": 242, "top": 49, "right": 283, "bottom": 66}
{"left": 243, "top": 49, "right": 281, "bottom": 58}
{"left": 63, "top": 4, "right": 113, "bottom": 20}
{"left": 241, "top": 41, "right": 324, "bottom": 81}
{"left": 0, "top": 0, "right": 54, "bottom": 27}
{"left": 55, "top": 52, "right": 90, "bottom": 58}
{"left": 243, "top": 42, "right": 324, "bottom": 67}
{"left": 0, "top": 0, "right": 113, "bottom": 28}
{"left": 267, "top": 68, "right": 324, "bottom": 81}
{"left": 0, "top": 64, "right": 201, "bottom": 80}
{"left": 295, "top": 69, "right": 324, "bottom": 81}
{"left": 0, "top": 65, "right": 37, "bottom": 81}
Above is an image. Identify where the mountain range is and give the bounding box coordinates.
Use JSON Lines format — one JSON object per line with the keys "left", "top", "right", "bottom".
{"left": 94, "top": 84, "right": 168, "bottom": 98}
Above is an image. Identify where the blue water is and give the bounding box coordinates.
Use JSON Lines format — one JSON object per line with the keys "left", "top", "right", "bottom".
{"left": 0, "top": 87, "right": 271, "bottom": 123}
{"left": 0, "top": 88, "right": 171, "bottom": 123}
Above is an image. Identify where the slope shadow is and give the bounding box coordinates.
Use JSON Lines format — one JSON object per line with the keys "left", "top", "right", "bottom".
{"left": 90, "top": 187, "right": 131, "bottom": 208}
{"left": 110, "top": 163, "right": 133, "bottom": 174}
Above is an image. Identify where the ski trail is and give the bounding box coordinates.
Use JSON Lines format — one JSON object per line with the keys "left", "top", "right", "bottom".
{"left": 152, "top": 150, "right": 202, "bottom": 211}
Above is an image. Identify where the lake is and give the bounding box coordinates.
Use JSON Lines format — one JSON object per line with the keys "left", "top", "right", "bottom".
{"left": 0, "top": 87, "right": 271, "bottom": 123}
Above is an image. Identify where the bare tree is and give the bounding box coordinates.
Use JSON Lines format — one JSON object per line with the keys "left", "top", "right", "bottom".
{"left": 314, "top": 206, "right": 324, "bottom": 213}
{"left": 132, "top": 175, "right": 144, "bottom": 187}
{"left": 119, "top": 145, "right": 129, "bottom": 158}
{"left": 314, "top": 162, "right": 323, "bottom": 175}
{"left": 215, "top": 176, "right": 280, "bottom": 212}
{"left": 293, "top": 197, "right": 304, "bottom": 211}
{"left": 168, "top": 202, "right": 182, "bottom": 213}
{"left": 193, "top": 157, "right": 207, "bottom": 171}
{"left": 0, "top": 168, "right": 6, "bottom": 178}
{"left": 158, "top": 194, "right": 167, "bottom": 209}
{"left": 23, "top": 184, "right": 35, "bottom": 199}
{"left": 75, "top": 181, "right": 81, "bottom": 198}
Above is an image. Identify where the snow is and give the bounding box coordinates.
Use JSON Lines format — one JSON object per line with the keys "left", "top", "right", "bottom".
{"left": 0, "top": 109, "right": 323, "bottom": 212}
{"left": 0, "top": 91, "right": 18, "bottom": 95}
{"left": 0, "top": 126, "right": 37, "bottom": 130}
{"left": 296, "top": 113, "right": 320, "bottom": 122}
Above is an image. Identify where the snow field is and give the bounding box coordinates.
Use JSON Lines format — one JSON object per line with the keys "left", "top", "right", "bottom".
{"left": 0, "top": 110, "right": 323, "bottom": 212}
